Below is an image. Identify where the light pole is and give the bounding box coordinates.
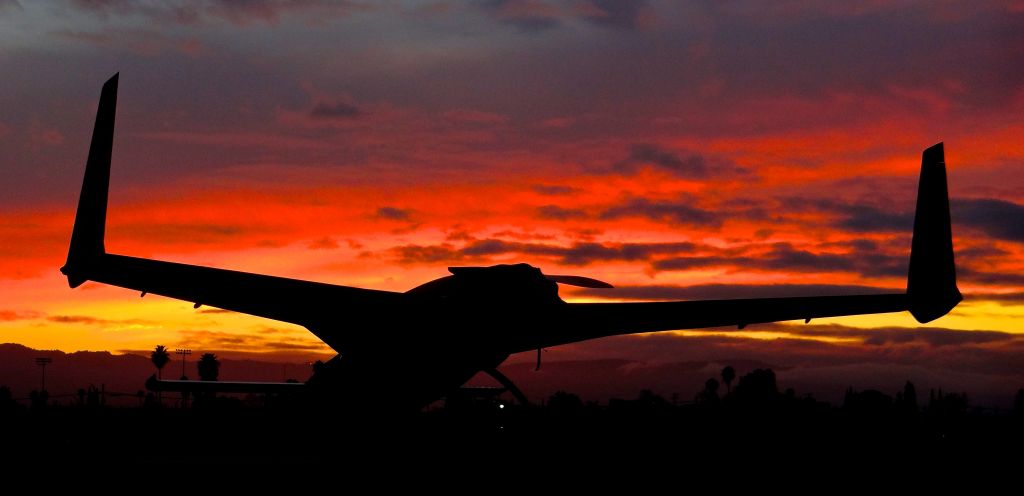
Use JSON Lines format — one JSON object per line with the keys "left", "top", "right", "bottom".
{"left": 35, "top": 357, "right": 52, "bottom": 392}
{"left": 175, "top": 348, "right": 191, "bottom": 378}
{"left": 175, "top": 348, "right": 192, "bottom": 408}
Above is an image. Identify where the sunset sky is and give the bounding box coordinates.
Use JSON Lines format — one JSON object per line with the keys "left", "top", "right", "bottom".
{"left": 2, "top": 1, "right": 1023, "bottom": 400}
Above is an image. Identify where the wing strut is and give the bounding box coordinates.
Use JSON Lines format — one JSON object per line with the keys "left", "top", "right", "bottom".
{"left": 483, "top": 368, "right": 530, "bottom": 406}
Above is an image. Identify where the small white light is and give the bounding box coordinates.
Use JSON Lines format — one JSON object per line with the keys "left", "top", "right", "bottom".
{"left": 499, "top": 403, "right": 505, "bottom": 409}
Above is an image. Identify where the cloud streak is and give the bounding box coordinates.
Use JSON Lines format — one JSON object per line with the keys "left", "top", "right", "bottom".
{"left": 600, "top": 198, "right": 727, "bottom": 228}
{"left": 309, "top": 101, "right": 362, "bottom": 120}
{"left": 954, "top": 198, "right": 1024, "bottom": 243}
{"left": 175, "top": 329, "right": 328, "bottom": 353}
{"left": 612, "top": 144, "right": 748, "bottom": 179}
{"left": 46, "top": 315, "right": 153, "bottom": 326}
{"left": 68, "top": 0, "right": 361, "bottom": 26}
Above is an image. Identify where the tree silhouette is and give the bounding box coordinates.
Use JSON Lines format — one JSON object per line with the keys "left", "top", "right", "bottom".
{"left": 151, "top": 345, "right": 170, "bottom": 380}
{"left": 844, "top": 388, "right": 893, "bottom": 415}
{"left": 0, "top": 385, "right": 14, "bottom": 412}
{"left": 29, "top": 389, "right": 48, "bottom": 411}
{"left": 696, "top": 377, "right": 720, "bottom": 405}
{"left": 151, "top": 345, "right": 171, "bottom": 405}
{"left": 897, "top": 381, "right": 918, "bottom": 413}
{"left": 731, "top": 368, "right": 778, "bottom": 408}
{"left": 721, "top": 366, "right": 736, "bottom": 394}
{"left": 197, "top": 353, "right": 220, "bottom": 381}
{"left": 547, "top": 390, "right": 584, "bottom": 412}
{"left": 636, "top": 389, "right": 672, "bottom": 410}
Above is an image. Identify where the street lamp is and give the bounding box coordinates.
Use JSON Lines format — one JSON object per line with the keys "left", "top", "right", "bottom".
{"left": 175, "top": 348, "right": 192, "bottom": 379}
{"left": 175, "top": 348, "right": 192, "bottom": 409}
{"left": 35, "top": 357, "right": 52, "bottom": 392}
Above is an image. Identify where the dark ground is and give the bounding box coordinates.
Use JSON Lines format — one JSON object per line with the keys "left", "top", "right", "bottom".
{"left": 4, "top": 365, "right": 1023, "bottom": 484}
{"left": 4, "top": 396, "right": 1023, "bottom": 473}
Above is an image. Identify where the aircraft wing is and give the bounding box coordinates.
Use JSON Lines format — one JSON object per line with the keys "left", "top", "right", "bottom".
{"left": 60, "top": 74, "right": 402, "bottom": 329}
{"left": 71, "top": 254, "right": 401, "bottom": 327}
{"left": 537, "top": 293, "right": 905, "bottom": 349}
{"left": 534, "top": 141, "right": 962, "bottom": 350}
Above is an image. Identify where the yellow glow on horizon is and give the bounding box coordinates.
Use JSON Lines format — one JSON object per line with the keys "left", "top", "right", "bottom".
{"left": 666, "top": 329, "right": 862, "bottom": 344}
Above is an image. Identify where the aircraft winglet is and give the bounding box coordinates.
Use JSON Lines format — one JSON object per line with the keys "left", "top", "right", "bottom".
{"left": 61, "top": 73, "right": 117, "bottom": 288}
{"left": 906, "top": 142, "right": 962, "bottom": 323}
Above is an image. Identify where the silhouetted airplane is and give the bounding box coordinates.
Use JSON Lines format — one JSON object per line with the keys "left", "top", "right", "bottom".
{"left": 62, "top": 74, "right": 962, "bottom": 409}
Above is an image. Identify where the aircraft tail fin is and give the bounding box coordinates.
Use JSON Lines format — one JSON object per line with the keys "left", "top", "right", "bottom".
{"left": 906, "top": 142, "right": 962, "bottom": 323}
{"left": 61, "top": 73, "right": 117, "bottom": 288}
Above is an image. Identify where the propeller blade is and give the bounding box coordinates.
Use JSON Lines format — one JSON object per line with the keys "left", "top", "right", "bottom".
{"left": 546, "top": 274, "right": 614, "bottom": 289}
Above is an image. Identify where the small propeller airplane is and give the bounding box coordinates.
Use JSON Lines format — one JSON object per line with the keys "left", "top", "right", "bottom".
{"left": 62, "top": 74, "right": 962, "bottom": 409}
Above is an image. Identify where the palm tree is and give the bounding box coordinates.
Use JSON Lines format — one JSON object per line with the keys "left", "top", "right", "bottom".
{"left": 721, "top": 366, "right": 736, "bottom": 394}
{"left": 197, "top": 353, "right": 220, "bottom": 381}
{"left": 151, "top": 345, "right": 170, "bottom": 380}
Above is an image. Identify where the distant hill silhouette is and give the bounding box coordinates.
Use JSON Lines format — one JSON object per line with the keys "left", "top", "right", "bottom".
{"left": 3, "top": 343, "right": 1020, "bottom": 410}
{"left": 0, "top": 343, "right": 318, "bottom": 402}
{"left": 1, "top": 343, "right": 782, "bottom": 406}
